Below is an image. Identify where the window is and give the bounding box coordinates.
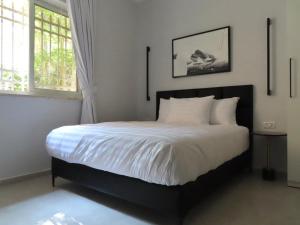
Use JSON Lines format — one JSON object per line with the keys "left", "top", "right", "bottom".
{"left": 0, "top": 0, "right": 78, "bottom": 97}
{"left": 34, "top": 5, "right": 76, "bottom": 92}
{"left": 0, "top": 0, "right": 29, "bottom": 92}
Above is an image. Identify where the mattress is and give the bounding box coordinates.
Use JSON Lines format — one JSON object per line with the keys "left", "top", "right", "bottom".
{"left": 46, "top": 122, "right": 249, "bottom": 186}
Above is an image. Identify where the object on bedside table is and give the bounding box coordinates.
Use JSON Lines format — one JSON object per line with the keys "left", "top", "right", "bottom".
{"left": 253, "top": 131, "right": 287, "bottom": 181}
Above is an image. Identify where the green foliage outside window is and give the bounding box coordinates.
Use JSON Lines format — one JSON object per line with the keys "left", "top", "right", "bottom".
{"left": 34, "top": 5, "right": 76, "bottom": 92}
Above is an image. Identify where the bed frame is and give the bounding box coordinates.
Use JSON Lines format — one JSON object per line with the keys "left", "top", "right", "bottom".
{"left": 51, "top": 85, "right": 253, "bottom": 224}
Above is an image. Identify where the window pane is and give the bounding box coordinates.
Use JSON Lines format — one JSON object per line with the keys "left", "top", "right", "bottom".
{"left": 2, "top": 0, "right": 12, "bottom": 8}
{"left": 14, "top": 13, "right": 24, "bottom": 23}
{"left": 3, "top": 8, "right": 12, "bottom": 20}
{"left": 34, "top": 29, "right": 42, "bottom": 84}
{"left": 42, "top": 10, "right": 50, "bottom": 22}
{"left": 14, "top": 1, "right": 27, "bottom": 13}
{"left": 35, "top": 19, "right": 41, "bottom": 28}
{"left": 2, "top": 20, "right": 13, "bottom": 70}
{"left": 0, "top": 0, "right": 29, "bottom": 92}
{"left": 35, "top": 5, "right": 42, "bottom": 18}
{"left": 44, "top": 22, "right": 50, "bottom": 31}
{"left": 34, "top": 5, "right": 76, "bottom": 92}
{"left": 66, "top": 19, "right": 70, "bottom": 29}
{"left": 51, "top": 24, "right": 58, "bottom": 33}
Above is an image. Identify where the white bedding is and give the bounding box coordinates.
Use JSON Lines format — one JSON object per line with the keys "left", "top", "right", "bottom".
{"left": 46, "top": 122, "right": 249, "bottom": 186}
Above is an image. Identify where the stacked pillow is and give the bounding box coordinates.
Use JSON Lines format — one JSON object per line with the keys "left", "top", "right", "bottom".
{"left": 210, "top": 97, "right": 240, "bottom": 125}
{"left": 157, "top": 96, "right": 239, "bottom": 125}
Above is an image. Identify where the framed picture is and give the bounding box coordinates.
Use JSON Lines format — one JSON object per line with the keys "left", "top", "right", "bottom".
{"left": 172, "top": 26, "right": 231, "bottom": 78}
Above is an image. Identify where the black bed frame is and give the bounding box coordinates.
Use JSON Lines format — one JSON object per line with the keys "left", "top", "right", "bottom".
{"left": 51, "top": 85, "right": 253, "bottom": 224}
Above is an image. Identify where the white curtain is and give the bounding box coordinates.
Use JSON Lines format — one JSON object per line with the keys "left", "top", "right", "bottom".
{"left": 66, "top": 0, "right": 97, "bottom": 124}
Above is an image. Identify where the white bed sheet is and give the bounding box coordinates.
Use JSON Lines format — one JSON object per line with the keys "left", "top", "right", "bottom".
{"left": 46, "top": 122, "right": 249, "bottom": 186}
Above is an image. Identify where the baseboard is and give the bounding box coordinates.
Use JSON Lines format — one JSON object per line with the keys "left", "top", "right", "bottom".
{"left": 0, "top": 169, "right": 51, "bottom": 185}
{"left": 288, "top": 180, "right": 300, "bottom": 189}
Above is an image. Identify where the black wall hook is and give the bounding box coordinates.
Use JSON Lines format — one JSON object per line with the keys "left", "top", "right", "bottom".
{"left": 146, "top": 46, "right": 151, "bottom": 101}
{"left": 267, "top": 18, "right": 272, "bottom": 96}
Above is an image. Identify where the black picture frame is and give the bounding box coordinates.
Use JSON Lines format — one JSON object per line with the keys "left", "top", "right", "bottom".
{"left": 172, "top": 26, "right": 231, "bottom": 78}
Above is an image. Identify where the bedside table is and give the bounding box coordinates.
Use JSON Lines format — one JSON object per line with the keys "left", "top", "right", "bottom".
{"left": 253, "top": 131, "right": 287, "bottom": 181}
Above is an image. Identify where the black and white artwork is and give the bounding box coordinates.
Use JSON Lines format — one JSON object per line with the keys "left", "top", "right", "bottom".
{"left": 172, "top": 27, "right": 231, "bottom": 78}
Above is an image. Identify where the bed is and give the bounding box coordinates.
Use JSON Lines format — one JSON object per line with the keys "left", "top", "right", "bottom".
{"left": 49, "top": 85, "right": 253, "bottom": 223}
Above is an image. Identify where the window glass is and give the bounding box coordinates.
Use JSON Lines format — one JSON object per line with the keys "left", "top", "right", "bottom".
{"left": 34, "top": 5, "right": 76, "bottom": 92}
{"left": 0, "top": 0, "right": 29, "bottom": 92}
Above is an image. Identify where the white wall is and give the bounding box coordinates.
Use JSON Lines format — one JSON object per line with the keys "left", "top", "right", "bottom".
{"left": 0, "top": 95, "right": 81, "bottom": 181}
{"left": 135, "top": 0, "right": 287, "bottom": 130}
{"left": 0, "top": 0, "right": 288, "bottom": 180}
{"left": 0, "top": 0, "right": 138, "bottom": 181}
{"left": 134, "top": 0, "right": 288, "bottom": 171}
{"left": 94, "top": 0, "right": 137, "bottom": 122}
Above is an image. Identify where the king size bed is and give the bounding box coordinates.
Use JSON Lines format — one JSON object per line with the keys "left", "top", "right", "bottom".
{"left": 48, "top": 85, "right": 253, "bottom": 224}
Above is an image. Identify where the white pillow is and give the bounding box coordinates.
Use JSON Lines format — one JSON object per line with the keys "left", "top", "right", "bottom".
{"left": 165, "top": 96, "right": 214, "bottom": 125}
{"left": 157, "top": 98, "right": 171, "bottom": 122}
{"left": 210, "top": 97, "right": 240, "bottom": 125}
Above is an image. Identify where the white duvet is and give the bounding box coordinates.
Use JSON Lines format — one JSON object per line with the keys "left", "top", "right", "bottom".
{"left": 46, "top": 122, "right": 249, "bottom": 186}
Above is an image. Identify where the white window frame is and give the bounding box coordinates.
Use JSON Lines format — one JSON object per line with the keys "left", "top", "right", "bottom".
{"left": 0, "top": 0, "right": 81, "bottom": 100}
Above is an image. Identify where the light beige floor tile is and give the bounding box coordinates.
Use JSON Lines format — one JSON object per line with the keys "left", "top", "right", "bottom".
{"left": 0, "top": 173, "right": 299, "bottom": 225}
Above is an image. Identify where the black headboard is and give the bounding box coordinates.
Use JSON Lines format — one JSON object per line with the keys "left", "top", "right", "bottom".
{"left": 156, "top": 85, "right": 253, "bottom": 132}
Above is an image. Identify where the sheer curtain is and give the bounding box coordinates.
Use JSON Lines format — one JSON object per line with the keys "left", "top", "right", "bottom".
{"left": 66, "top": 0, "right": 97, "bottom": 124}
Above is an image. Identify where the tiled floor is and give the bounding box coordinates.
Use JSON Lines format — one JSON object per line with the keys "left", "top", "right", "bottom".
{"left": 0, "top": 173, "right": 299, "bottom": 225}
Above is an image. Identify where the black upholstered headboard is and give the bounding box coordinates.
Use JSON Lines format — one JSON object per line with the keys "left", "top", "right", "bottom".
{"left": 156, "top": 85, "right": 253, "bottom": 132}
